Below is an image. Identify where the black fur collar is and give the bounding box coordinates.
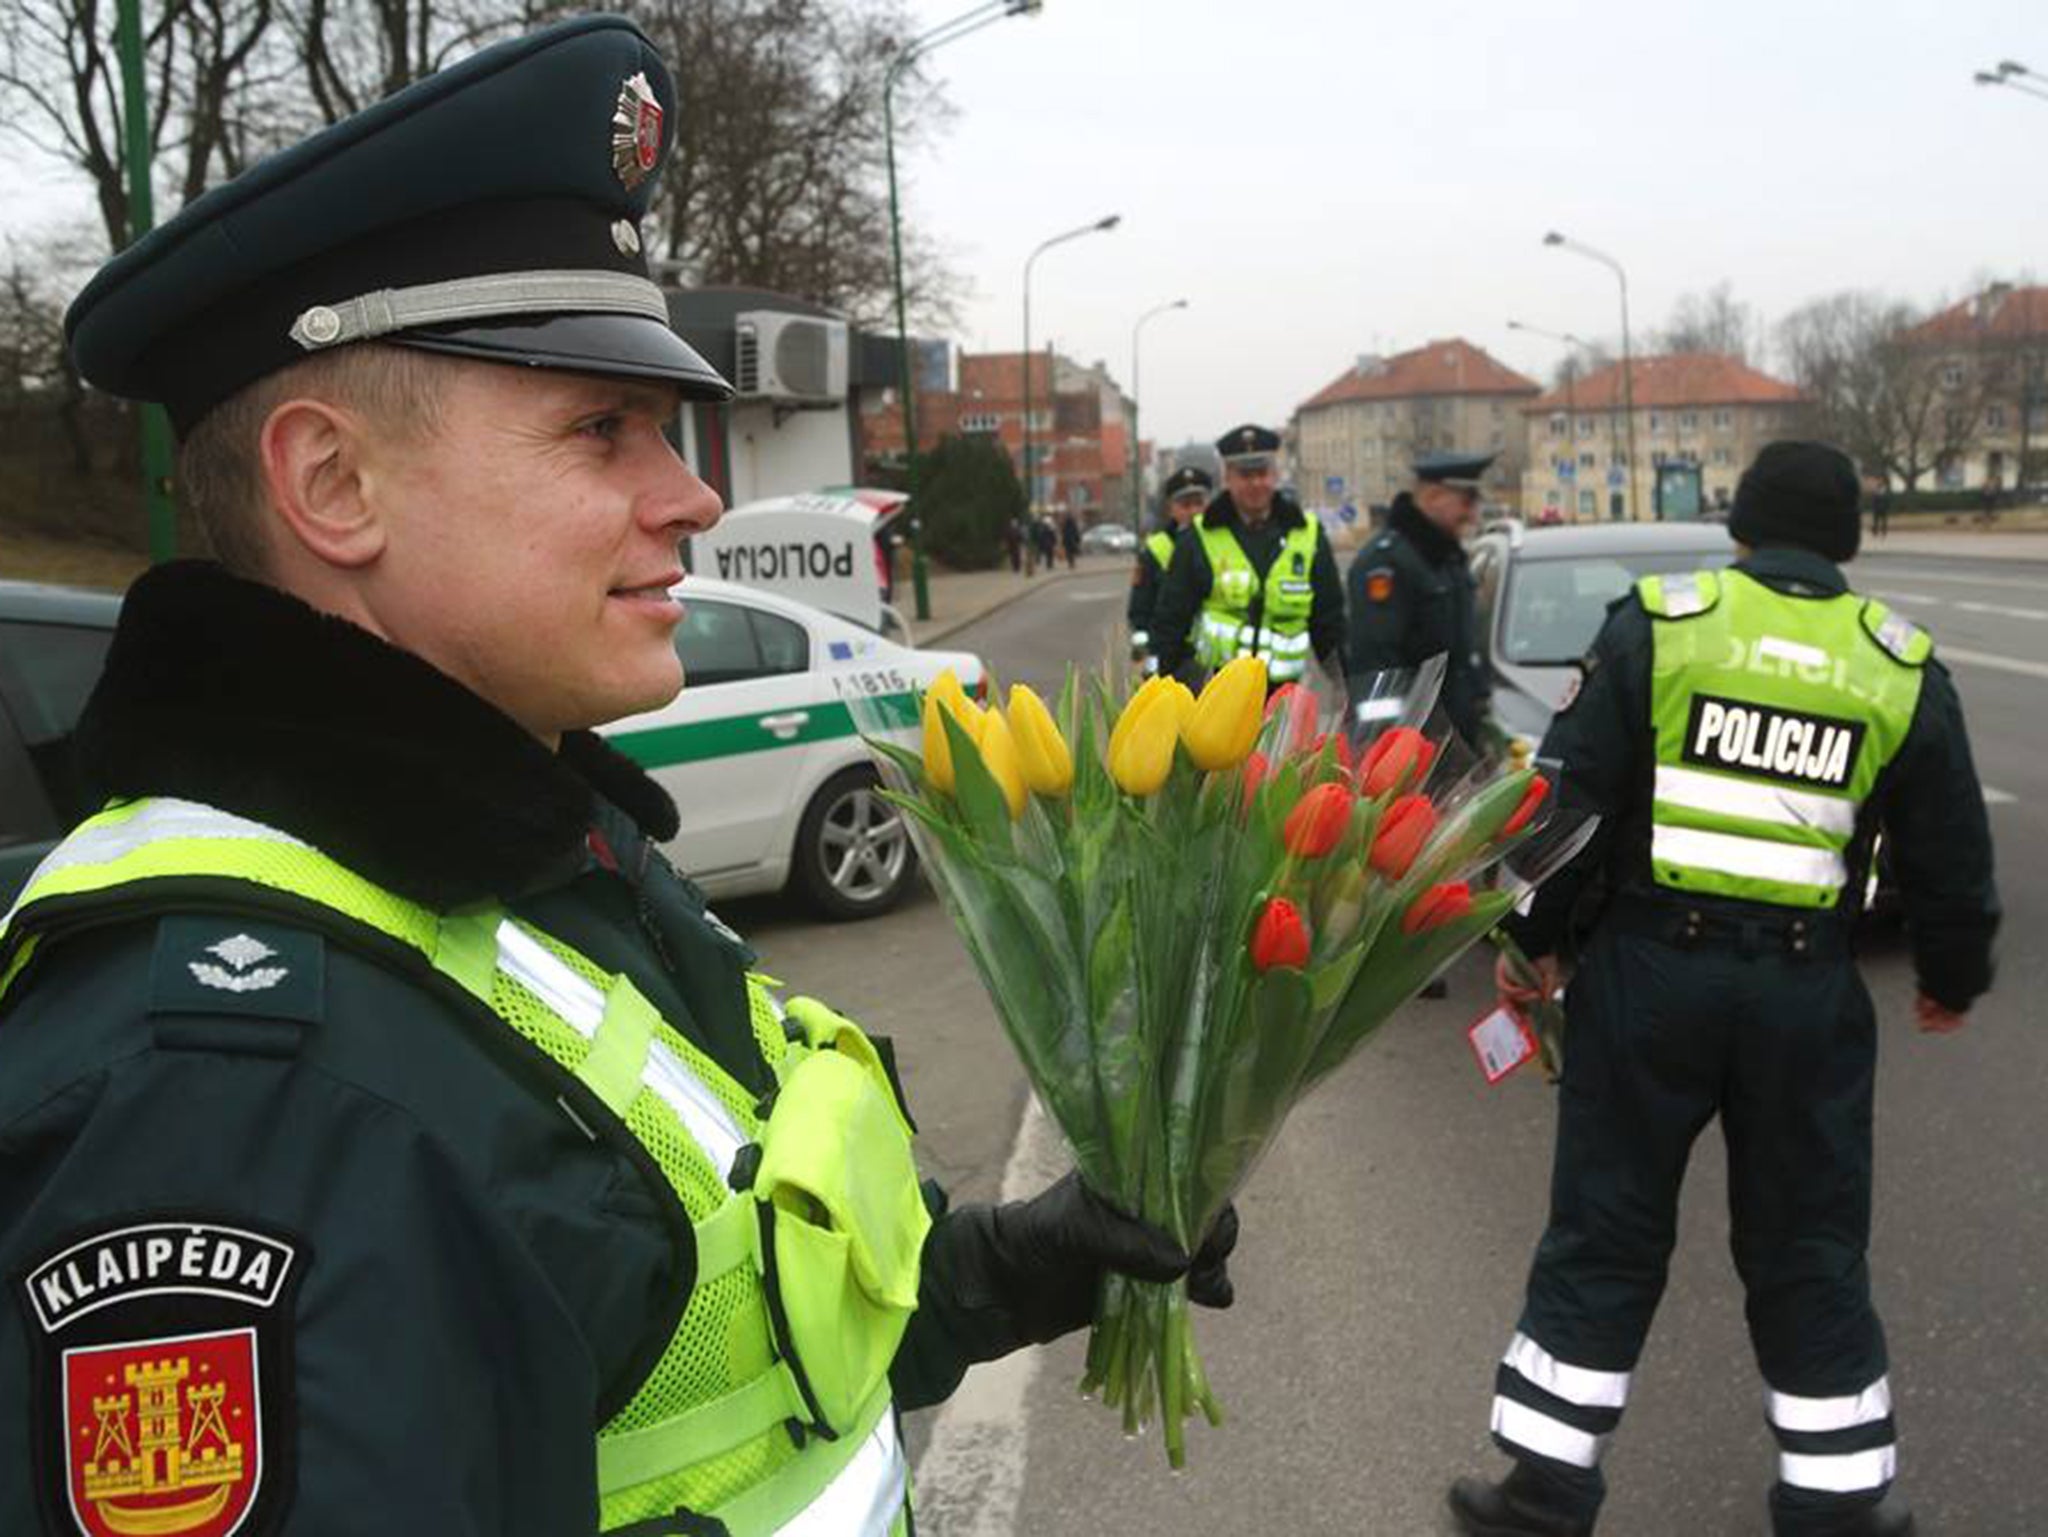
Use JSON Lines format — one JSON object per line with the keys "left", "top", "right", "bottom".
{"left": 1389, "top": 492, "right": 1463, "bottom": 564}
{"left": 75, "top": 561, "right": 680, "bottom": 909}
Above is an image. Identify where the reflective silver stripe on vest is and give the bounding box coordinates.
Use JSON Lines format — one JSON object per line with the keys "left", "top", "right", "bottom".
{"left": 6, "top": 799, "right": 307, "bottom": 924}
{"left": 1650, "top": 825, "right": 1847, "bottom": 889}
{"left": 1779, "top": 1445, "right": 1896, "bottom": 1494}
{"left": 1659, "top": 573, "right": 1711, "bottom": 618}
{"left": 497, "top": 922, "right": 747, "bottom": 1181}
{"left": 1768, "top": 1377, "right": 1891, "bottom": 1434}
{"left": 1653, "top": 766, "right": 1857, "bottom": 838}
{"left": 1489, "top": 1398, "right": 1604, "bottom": 1469}
{"left": 773, "top": 1410, "right": 907, "bottom": 1537}
{"left": 1502, "top": 1332, "right": 1631, "bottom": 1410}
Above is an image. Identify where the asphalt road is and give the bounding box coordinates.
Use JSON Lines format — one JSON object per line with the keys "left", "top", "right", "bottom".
{"left": 722, "top": 552, "right": 2046, "bottom": 1537}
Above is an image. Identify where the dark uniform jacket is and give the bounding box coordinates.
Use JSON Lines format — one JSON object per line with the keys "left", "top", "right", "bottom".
{"left": 1503, "top": 546, "right": 2000, "bottom": 1011}
{"left": 1125, "top": 521, "right": 1177, "bottom": 636}
{"left": 0, "top": 563, "right": 1012, "bottom": 1535}
{"left": 1345, "top": 492, "right": 1489, "bottom": 746}
{"left": 1148, "top": 492, "right": 1347, "bottom": 680}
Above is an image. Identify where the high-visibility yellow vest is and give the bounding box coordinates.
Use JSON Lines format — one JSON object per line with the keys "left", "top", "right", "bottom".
{"left": 0, "top": 797, "right": 929, "bottom": 1536}
{"left": 1192, "top": 519, "right": 1318, "bottom": 681}
{"left": 1640, "top": 569, "right": 1929, "bottom": 909}
{"left": 1144, "top": 530, "right": 1175, "bottom": 572}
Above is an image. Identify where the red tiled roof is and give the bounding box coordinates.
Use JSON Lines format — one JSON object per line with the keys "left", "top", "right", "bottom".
{"left": 1902, "top": 286, "right": 2048, "bottom": 346}
{"left": 1524, "top": 353, "right": 1803, "bottom": 413}
{"left": 1300, "top": 338, "right": 1539, "bottom": 410}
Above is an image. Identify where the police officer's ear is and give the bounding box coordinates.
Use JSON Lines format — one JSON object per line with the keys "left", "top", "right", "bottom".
{"left": 259, "top": 394, "right": 388, "bottom": 572}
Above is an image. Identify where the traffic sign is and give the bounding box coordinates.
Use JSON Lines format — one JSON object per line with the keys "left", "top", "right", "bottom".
{"left": 1559, "top": 459, "right": 1576, "bottom": 480}
{"left": 1325, "top": 475, "right": 1346, "bottom": 498}
{"left": 1607, "top": 466, "right": 1626, "bottom": 488}
{"left": 1339, "top": 502, "right": 1358, "bottom": 524}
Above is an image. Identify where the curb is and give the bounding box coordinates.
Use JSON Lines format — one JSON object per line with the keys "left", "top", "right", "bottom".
{"left": 915, "top": 563, "right": 1125, "bottom": 647}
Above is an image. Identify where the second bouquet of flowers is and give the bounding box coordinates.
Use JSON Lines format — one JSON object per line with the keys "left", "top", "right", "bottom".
{"left": 859, "top": 657, "right": 1590, "bottom": 1467}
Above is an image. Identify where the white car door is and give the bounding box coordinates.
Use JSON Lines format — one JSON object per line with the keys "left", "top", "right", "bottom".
{"left": 607, "top": 596, "right": 820, "bottom": 881}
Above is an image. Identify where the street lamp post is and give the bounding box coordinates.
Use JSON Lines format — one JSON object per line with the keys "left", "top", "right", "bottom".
{"left": 1508, "top": 318, "right": 1588, "bottom": 519}
{"left": 115, "top": 0, "right": 176, "bottom": 562}
{"left": 1129, "top": 298, "right": 1188, "bottom": 534}
{"left": 1544, "top": 231, "right": 1640, "bottom": 520}
{"left": 1021, "top": 214, "right": 1120, "bottom": 554}
{"left": 885, "top": 0, "right": 1040, "bottom": 621}
{"left": 1974, "top": 60, "right": 2048, "bottom": 102}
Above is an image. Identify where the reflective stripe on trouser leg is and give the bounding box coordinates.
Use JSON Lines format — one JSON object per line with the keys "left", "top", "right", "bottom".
{"left": 1489, "top": 1331, "right": 1630, "bottom": 1470}
{"left": 1768, "top": 1376, "right": 1897, "bottom": 1495}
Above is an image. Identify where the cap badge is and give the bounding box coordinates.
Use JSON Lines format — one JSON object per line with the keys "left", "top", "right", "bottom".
{"left": 611, "top": 72, "right": 663, "bottom": 191}
{"left": 611, "top": 219, "right": 642, "bottom": 256}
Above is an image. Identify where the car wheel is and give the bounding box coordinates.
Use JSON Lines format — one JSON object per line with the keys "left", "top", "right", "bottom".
{"left": 791, "top": 767, "right": 918, "bottom": 920}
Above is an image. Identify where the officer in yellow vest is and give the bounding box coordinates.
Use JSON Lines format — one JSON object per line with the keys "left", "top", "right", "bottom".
{"left": 1127, "top": 463, "right": 1213, "bottom": 669}
{"left": 0, "top": 21, "right": 1233, "bottom": 1536}
{"left": 1449, "top": 443, "right": 1999, "bottom": 1537}
{"left": 1148, "top": 424, "right": 1347, "bottom": 687}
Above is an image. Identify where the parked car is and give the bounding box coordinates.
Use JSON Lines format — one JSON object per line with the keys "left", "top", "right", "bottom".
{"left": 1079, "top": 523, "right": 1138, "bottom": 555}
{"left": 603, "top": 575, "right": 984, "bottom": 919}
{"left": 1470, "top": 519, "right": 1736, "bottom": 757}
{"left": 0, "top": 576, "right": 981, "bottom": 922}
{"left": 0, "top": 581, "right": 121, "bottom": 907}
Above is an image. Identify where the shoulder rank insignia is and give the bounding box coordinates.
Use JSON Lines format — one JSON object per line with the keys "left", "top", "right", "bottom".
{"left": 149, "top": 918, "right": 324, "bottom": 1025}
{"left": 18, "top": 1215, "right": 306, "bottom": 1537}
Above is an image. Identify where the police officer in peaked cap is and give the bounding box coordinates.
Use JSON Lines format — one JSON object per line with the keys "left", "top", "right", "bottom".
{"left": 1128, "top": 463, "right": 1213, "bottom": 670}
{"left": 1148, "top": 424, "right": 1346, "bottom": 688}
{"left": 0, "top": 18, "right": 1237, "bottom": 1534}
{"left": 1346, "top": 449, "right": 1499, "bottom": 749}
{"left": 1449, "top": 442, "right": 1998, "bottom": 1537}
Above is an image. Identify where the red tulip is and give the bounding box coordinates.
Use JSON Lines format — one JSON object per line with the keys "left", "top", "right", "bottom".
{"left": 1250, "top": 896, "right": 1312, "bottom": 971}
{"left": 1499, "top": 773, "right": 1551, "bottom": 838}
{"left": 1306, "top": 732, "right": 1355, "bottom": 776}
{"left": 1402, "top": 881, "right": 1474, "bottom": 935}
{"left": 1357, "top": 727, "right": 1435, "bottom": 799}
{"left": 1369, "top": 793, "right": 1438, "bottom": 879}
{"left": 1240, "top": 751, "right": 1271, "bottom": 813}
{"left": 1283, "top": 781, "right": 1357, "bottom": 858}
{"left": 1265, "top": 683, "right": 1319, "bottom": 755}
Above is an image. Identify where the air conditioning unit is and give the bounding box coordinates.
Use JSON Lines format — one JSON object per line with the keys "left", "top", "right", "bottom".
{"left": 733, "top": 311, "right": 849, "bottom": 404}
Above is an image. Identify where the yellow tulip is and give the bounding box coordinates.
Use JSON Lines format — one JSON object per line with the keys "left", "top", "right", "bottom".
{"left": 928, "top": 668, "right": 971, "bottom": 719}
{"left": 922, "top": 691, "right": 959, "bottom": 793}
{"left": 1108, "top": 677, "right": 1185, "bottom": 796}
{"left": 1107, "top": 675, "right": 1174, "bottom": 769}
{"left": 1006, "top": 684, "right": 1074, "bottom": 796}
{"left": 1182, "top": 656, "right": 1267, "bottom": 771}
{"left": 978, "top": 708, "right": 1029, "bottom": 819}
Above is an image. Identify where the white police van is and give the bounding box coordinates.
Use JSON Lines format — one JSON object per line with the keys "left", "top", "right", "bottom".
{"left": 602, "top": 576, "right": 982, "bottom": 920}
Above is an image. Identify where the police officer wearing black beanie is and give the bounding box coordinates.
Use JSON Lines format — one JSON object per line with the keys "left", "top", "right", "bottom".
{"left": 1449, "top": 440, "right": 1999, "bottom": 1537}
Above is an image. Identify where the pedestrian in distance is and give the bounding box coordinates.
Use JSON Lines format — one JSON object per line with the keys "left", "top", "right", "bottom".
{"left": 1449, "top": 441, "right": 1999, "bottom": 1537}
{"left": 1147, "top": 423, "right": 1347, "bottom": 691}
{"left": 1033, "top": 514, "right": 1058, "bottom": 574}
{"left": 0, "top": 19, "right": 1238, "bottom": 1535}
{"left": 1128, "top": 464, "right": 1213, "bottom": 671}
{"left": 1345, "top": 450, "right": 1501, "bottom": 754}
{"left": 1002, "top": 513, "right": 1023, "bottom": 572}
{"left": 1059, "top": 509, "right": 1081, "bottom": 570}
{"left": 1867, "top": 478, "right": 1891, "bottom": 540}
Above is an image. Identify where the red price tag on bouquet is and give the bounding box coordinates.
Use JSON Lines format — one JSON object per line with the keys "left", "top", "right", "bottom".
{"left": 1467, "top": 1005, "right": 1540, "bottom": 1085}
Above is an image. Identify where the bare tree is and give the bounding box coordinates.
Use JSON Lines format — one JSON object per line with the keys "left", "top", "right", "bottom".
{"left": 1778, "top": 292, "right": 1986, "bottom": 492}
{"left": 1657, "top": 282, "right": 1759, "bottom": 361}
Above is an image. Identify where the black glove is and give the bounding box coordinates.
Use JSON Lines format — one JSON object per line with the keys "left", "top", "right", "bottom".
{"left": 1187, "top": 1202, "right": 1239, "bottom": 1309}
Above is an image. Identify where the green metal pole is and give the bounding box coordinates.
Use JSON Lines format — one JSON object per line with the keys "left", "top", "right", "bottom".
{"left": 117, "top": 0, "right": 176, "bottom": 563}
{"left": 883, "top": 63, "right": 929, "bottom": 621}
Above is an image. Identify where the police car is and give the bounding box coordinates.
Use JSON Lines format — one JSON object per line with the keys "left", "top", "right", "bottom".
{"left": 602, "top": 575, "right": 983, "bottom": 919}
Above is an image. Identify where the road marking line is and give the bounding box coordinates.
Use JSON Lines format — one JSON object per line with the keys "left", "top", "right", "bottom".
{"left": 1941, "top": 645, "right": 2048, "bottom": 681}
{"left": 1868, "top": 591, "right": 1942, "bottom": 606}
{"left": 1860, "top": 567, "right": 2048, "bottom": 593}
{"left": 1066, "top": 590, "right": 1122, "bottom": 602}
{"left": 913, "top": 1093, "right": 1062, "bottom": 1536}
{"left": 1984, "top": 786, "right": 2017, "bottom": 805}
{"left": 1955, "top": 600, "right": 2048, "bottom": 621}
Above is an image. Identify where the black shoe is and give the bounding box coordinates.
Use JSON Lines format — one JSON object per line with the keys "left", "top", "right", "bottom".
{"left": 1772, "top": 1491, "right": 1915, "bottom": 1537}
{"left": 1447, "top": 1476, "right": 1594, "bottom": 1537}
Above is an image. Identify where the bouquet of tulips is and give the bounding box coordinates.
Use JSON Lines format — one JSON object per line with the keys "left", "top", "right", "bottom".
{"left": 857, "top": 657, "right": 1591, "bottom": 1467}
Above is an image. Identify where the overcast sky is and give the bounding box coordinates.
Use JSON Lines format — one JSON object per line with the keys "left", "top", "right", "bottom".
{"left": 897, "top": 0, "right": 2047, "bottom": 448}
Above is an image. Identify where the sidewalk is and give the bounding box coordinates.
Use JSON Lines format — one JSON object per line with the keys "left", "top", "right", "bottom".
{"left": 909, "top": 554, "right": 1126, "bottom": 646}
{"left": 1860, "top": 528, "right": 2048, "bottom": 562}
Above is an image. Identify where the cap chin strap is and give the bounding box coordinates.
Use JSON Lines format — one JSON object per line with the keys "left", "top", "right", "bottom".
{"left": 289, "top": 269, "right": 669, "bottom": 351}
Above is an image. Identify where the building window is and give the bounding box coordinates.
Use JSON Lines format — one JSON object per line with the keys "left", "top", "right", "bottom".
{"left": 1647, "top": 412, "right": 1663, "bottom": 432}
{"left": 1579, "top": 451, "right": 1596, "bottom": 469}
{"left": 1549, "top": 413, "right": 1567, "bottom": 438}
{"left": 1577, "top": 415, "right": 1596, "bottom": 438}
{"left": 1941, "top": 364, "right": 1964, "bottom": 390}
{"left": 1713, "top": 447, "right": 1735, "bottom": 466}
{"left": 1987, "top": 405, "right": 2007, "bottom": 430}
{"left": 959, "top": 412, "right": 1000, "bottom": 433}
{"left": 1578, "top": 488, "right": 1597, "bottom": 518}
{"left": 1712, "top": 409, "right": 1733, "bottom": 430}
{"left": 1679, "top": 411, "right": 1699, "bottom": 431}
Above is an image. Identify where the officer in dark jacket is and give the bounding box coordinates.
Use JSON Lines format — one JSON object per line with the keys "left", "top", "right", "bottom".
{"left": 0, "top": 22, "right": 1233, "bottom": 1535}
{"left": 1149, "top": 425, "right": 1346, "bottom": 686}
{"left": 1346, "top": 451, "right": 1496, "bottom": 747}
{"left": 1127, "top": 464, "right": 1212, "bottom": 665}
{"left": 1449, "top": 443, "right": 1999, "bottom": 1537}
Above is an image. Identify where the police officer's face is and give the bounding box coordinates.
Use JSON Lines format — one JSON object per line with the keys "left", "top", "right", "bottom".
{"left": 1418, "top": 481, "right": 1481, "bottom": 538}
{"left": 364, "top": 362, "right": 721, "bottom": 743}
{"left": 1169, "top": 490, "right": 1207, "bottom": 526}
{"left": 1224, "top": 460, "right": 1277, "bottom": 517}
